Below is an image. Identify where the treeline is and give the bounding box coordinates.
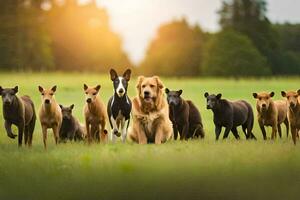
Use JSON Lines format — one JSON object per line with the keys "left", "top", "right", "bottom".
{"left": 0, "top": 0, "right": 299, "bottom": 76}
{"left": 0, "top": 0, "right": 130, "bottom": 72}
{"left": 140, "top": 0, "right": 300, "bottom": 76}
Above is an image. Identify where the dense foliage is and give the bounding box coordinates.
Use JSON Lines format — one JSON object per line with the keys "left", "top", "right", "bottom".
{"left": 0, "top": 0, "right": 299, "bottom": 76}
{"left": 139, "top": 19, "right": 204, "bottom": 76}
{"left": 202, "top": 29, "right": 270, "bottom": 76}
{"left": 142, "top": 0, "right": 299, "bottom": 76}
{"left": 0, "top": 0, "right": 131, "bottom": 72}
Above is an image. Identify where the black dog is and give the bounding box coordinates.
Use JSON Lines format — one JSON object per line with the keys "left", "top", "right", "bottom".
{"left": 166, "top": 89, "right": 205, "bottom": 140}
{"left": 59, "top": 104, "right": 84, "bottom": 142}
{"left": 0, "top": 86, "right": 36, "bottom": 147}
{"left": 204, "top": 92, "right": 256, "bottom": 140}
{"left": 107, "top": 69, "right": 132, "bottom": 142}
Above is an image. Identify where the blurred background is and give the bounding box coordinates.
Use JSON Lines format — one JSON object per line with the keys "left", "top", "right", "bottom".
{"left": 0, "top": 0, "right": 299, "bottom": 76}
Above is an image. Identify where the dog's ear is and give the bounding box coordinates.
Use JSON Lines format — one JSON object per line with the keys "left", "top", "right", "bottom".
{"left": 110, "top": 69, "right": 118, "bottom": 81}
{"left": 204, "top": 92, "right": 209, "bottom": 98}
{"left": 0, "top": 86, "right": 3, "bottom": 95}
{"left": 281, "top": 91, "right": 286, "bottom": 97}
{"left": 297, "top": 90, "right": 300, "bottom": 96}
{"left": 136, "top": 76, "right": 145, "bottom": 89}
{"left": 70, "top": 104, "right": 74, "bottom": 110}
{"left": 83, "top": 84, "right": 88, "bottom": 91}
{"left": 270, "top": 92, "right": 275, "bottom": 97}
{"left": 59, "top": 104, "right": 63, "bottom": 109}
{"left": 95, "top": 85, "right": 101, "bottom": 92}
{"left": 51, "top": 85, "right": 57, "bottom": 92}
{"left": 38, "top": 86, "right": 44, "bottom": 93}
{"left": 253, "top": 93, "right": 258, "bottom": 99}
{"left": 165, "top": 88, "right": 170, "bottom": 94}
{"left": 123, "top": 69, "right": 131, "bottom": 82}
{"left": 216, "top": 93, "right": 222, "bottom": 99}
{"left": 13, "top": 86, "right": 18, "bottom": 94}
{"left": 154, "top": 76, "right": 163, "bottom": 89}
{"left": 178, "top": 90, "right": 183, "bottom": 96}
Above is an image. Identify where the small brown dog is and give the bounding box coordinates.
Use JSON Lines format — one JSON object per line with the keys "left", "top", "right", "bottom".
{"left": 281, "top": 90, "right": 300, "bottom": 144}
{"left": 130, "top": 76, "right": 172, "bottom": 144}
{"left": 38, "top": 86, "right": 62, "bottom": 149}
{"left": 83, "top": 84, "right": 107, "bottom": 143}
{"left": 253, "top": 92, "right": 289, "bottom": 140}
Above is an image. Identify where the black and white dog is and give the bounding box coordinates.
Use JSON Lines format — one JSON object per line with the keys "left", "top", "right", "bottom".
{"left": 107, "top": 69, "right": 132, "bottom": 142}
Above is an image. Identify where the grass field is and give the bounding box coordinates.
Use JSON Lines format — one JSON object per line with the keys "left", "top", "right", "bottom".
{"left": 0, "top": 72, "right": 300, "bottom": 200}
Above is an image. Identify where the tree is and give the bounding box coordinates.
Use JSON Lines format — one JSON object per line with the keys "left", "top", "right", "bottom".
{"left": 0, "top": 0, "right": 131, "bottom": 71}
{"left": 0, "top": 0, "right": 54, "bottom": 70}
{"left": 202, "top": 29, "right": 270, "bottom": 76}
{"left": 139, "top": 18, "right": 204, "bottom": 76}
{"left": 46, "top": 1, "right": 131, "bottom": 72}
{"left": 273, "top": 23, "right": 300, "bottom": 74}
{"left": 218, "top": 0, "right": 279, "bottom": 74}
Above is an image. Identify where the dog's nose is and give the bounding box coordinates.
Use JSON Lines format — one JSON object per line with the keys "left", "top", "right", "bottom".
{"left": 206, "top": 105, "right": 211, "bottom": 109}
{"left": 262, "top": 104, "right": 266, "bottom": 108}
{"left": 118, "top": 89, "right": 124, "bottom": 94}
{"left": 144, "top": 91, "right": 150, "bottom": 96}
{"left": 4, "top": 101, "right": 10, "bottom": 106}
{"left": 86, "top": 98, "right": 92, "bottom": 103}
{"left": 45, "top": 99, "right": 50, "bottom": 104}
{"left": 290, "top": 102, "right": 295, "bottom": 107}
{"left": 169, "top": 101, "right": 175, "bottom": 105}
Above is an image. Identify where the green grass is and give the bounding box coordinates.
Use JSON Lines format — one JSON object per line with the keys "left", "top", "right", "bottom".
{"left": 0, "top": 72, "right": 300, "bottom": 200}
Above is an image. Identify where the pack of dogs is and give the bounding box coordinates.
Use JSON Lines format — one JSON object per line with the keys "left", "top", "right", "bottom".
{"left": 0, "top": 69, "right": 299, "bottom": 149}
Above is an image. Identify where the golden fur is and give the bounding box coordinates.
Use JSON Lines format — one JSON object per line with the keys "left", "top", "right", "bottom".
{"left": 281, "top": 90, "right": 300, "bottom": 144}
{"left": 38, "top": 86, "right": 62, "bottom": 149}
{"left": 83, "top": 84, "right": 108, "bottom": 143}
{"left": 129, "top": 76, "right": 172, "bottom": 144}
{"left": 253, "top": 92, "right": 288, "bottom": 139}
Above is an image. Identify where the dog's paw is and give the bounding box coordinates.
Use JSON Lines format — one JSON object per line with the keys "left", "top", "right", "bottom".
{"left": 7, "top": 133, "right": 17, "bottom": 139}
{"left": 113, "top": 129, "right": 121, "bottom": 137}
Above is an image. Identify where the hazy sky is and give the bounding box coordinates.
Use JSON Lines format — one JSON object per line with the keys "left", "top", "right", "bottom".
{"left": 86, "top": 0, "right": 300, "bottom": 64}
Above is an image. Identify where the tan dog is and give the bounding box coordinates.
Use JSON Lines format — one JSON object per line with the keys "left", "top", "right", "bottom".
{"left": 281, "top": 90, "right": 300, "bottom": 144}
{"left": 130, "top": 76, "right": 172, "bottom": 144}
{"left": 38, "top": 86, "right": 62, "bottom": 149}
{"left": 83, "top": 84, "right": 107, "bottom": 143}
{"left": 253, "top": 92, "right": 289, "bottom": 140}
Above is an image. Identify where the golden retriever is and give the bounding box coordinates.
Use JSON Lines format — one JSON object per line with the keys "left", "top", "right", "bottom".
{"left": 129, "top": 76, "right": 172, "bottom": 144}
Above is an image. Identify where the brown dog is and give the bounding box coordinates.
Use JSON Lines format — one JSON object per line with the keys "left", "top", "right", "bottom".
{"left": 0, "top": 86, "right": 36, "bottom": 147}
{"left": 38, "top": 86, "right": 62, "bottom": 149}
{"left": 83, "top": 84, "right": 107, "bottom": 143}
{"left": 253, "top": 92, "right": 289, "bottom": 140}
{"left": 281, "top": 90, "right": 300, "bottom": 144}
{"left": 130, "top": 76, "right": 172, "bottom": 144}
{"left": 166, "top": 89, "right": 205, "bottom": 140}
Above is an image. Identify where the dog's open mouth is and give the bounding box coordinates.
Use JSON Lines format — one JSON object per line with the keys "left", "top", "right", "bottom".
{"left": 143, "top": 96, "right": 152, "bottom": 103}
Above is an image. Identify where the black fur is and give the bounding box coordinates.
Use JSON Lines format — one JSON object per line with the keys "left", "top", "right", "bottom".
{"left": 108, "top": 95, "right": 131, "bottom": 121}
{"left": 166, "top": 89, "right": 205, "bottom": 140}
{"left": 204, "top": 92, "right": 256, "bottom": 140}
{"left": 0, "top": 86, "right": 36, "bottom": 147}
{"left": 59, "top": 104, "right": 84, "bottom": 142}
